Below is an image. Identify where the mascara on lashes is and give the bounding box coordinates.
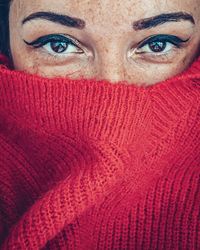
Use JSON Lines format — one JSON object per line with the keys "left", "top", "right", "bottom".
{"left": 23, "top": 34, "right": 76, "bottom": 48}
{"left": 138, "top": 34, "right": 190, "bottom": 48}
{"left": 23, "top": 34, "right": 190, "bottom": 52}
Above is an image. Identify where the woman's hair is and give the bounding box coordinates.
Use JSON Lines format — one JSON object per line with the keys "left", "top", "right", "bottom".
{"left": 0, "top": 0, "right": 11, "bottom": 56}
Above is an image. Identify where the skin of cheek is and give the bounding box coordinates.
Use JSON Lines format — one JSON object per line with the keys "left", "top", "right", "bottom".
{"left": 9, "top": 0, "right": 200, "bottom": 85}
{"left": 147, "top": 37, "right": 200, "bottom": 85}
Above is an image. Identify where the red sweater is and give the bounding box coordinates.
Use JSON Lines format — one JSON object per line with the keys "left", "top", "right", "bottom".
{"left": 0, "top": 56, "right": 199, "bottom": 249}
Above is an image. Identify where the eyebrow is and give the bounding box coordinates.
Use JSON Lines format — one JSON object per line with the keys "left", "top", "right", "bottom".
{"left": 133, "top": 12, "right": 195, "bottom": 30}
{"left": 22, "top": 11, "right": 86, "bottom": 29}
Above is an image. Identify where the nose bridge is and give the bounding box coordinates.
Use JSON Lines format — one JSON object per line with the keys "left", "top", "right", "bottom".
{"left": 95, "top": 38, "right": 126, "bottom": 82}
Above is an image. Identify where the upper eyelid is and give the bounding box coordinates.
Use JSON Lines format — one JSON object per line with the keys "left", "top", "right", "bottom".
{"left": 24, "top": 34, "right": 80, "bottom": 47}
{"left": 24, "top": 33, "right": 190, "bottom": 56}
{"left": 24, "top": 34, "right": 94, "bottom": 57}
{"left": 138, "top": 34, "right": 190, "bottom": 48}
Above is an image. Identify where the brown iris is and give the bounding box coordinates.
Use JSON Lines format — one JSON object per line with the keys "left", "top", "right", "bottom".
{"left": 50, "top": 41, "right": 68, "bottom": 53}
{"left": 149, "top": 41, "right": 167, "bottom": 53}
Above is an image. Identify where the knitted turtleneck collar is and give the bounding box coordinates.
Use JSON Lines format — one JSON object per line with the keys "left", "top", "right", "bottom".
{"left": 0, "top": 56, "right": 199, "bottom": 249}
{"left": 0, "top": 56, "right": 199, "bottom": 146}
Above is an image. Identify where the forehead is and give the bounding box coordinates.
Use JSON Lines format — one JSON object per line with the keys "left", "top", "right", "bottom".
{"left": 12, "top": 0, "right": 198, "bottom": 15}
{"left": 11, "top": 0, "right": 199, "bottom": 28}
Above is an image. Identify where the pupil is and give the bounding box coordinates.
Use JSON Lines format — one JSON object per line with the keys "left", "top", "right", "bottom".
{"left": 149, "top": 41, "right": 166, "bottom": 52}
{"left": 51, "top": 42, "right": 68, "bottom": 53}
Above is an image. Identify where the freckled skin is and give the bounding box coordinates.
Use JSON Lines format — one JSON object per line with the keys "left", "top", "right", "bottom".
{"left": 9, "top": 0, "right": 200, "bottom": 85}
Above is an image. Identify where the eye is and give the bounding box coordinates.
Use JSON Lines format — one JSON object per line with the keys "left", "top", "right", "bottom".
{"left": 135, "top": 34, "right": 189, "bottom": 54}
{"left": 24, "top": 34, "right": 83, "bottom": 56}
{"left": 43, "top": 41, "right": 82, "bottom": 55}
{"left": 139, "top": 41, "right": 171, "bottom": 53}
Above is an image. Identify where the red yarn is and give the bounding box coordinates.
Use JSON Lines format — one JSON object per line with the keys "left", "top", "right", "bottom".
{"left": 0, "top": 57, "right": 200, "bottom": 249}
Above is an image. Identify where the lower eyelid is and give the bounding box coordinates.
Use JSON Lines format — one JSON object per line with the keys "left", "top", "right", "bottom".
{"left": 35, "top": 46, "right": 84, "bottom": 60}
{"left": 132, "top": 46, "right": 180, "bottom": 62}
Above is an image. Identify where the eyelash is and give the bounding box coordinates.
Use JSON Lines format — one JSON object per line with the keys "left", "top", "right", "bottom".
{"left": 24, "top": 34, "right": 83, "bottom": 57}
{"left": 24, "top": 34, "right": 77, "bottom": 48}
{"left": 134, "top": 34, "right": 189, "bottom": 57}
{"left": 24, "top": 34, "right": 189, "bottom": 60}
{"left": 138, "top": 34, "right": 188, "bottom": 49}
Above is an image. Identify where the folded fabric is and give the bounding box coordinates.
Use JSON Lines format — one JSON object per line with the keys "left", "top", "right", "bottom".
{"left": 0, "top": 56, "right": 199, "bottom": 249}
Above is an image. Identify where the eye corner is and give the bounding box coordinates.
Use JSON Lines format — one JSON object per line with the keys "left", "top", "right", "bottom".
{"left": 23, "top": 39, "right": 41, "bottom": 48}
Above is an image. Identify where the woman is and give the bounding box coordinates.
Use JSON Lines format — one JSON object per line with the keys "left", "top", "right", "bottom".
{"left": 0, "top": 0, "right": 199, "bottom": 249}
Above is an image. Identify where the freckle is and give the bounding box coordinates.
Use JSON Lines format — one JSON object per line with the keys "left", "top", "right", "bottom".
{"left": 104, "top": 47, "right": 109, "bottom": 53}
{"left": 182, "top": 57, "right": 187, "bottom": 64}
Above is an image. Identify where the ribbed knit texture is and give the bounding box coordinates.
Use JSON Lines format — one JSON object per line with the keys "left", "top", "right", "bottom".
{"left": 0, "top": 56, "right": 199, "bottom": 250}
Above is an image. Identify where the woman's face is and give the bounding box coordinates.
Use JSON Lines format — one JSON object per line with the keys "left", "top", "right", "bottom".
{"left": 9, "top": 0, "right": 200, "bottom": 85}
